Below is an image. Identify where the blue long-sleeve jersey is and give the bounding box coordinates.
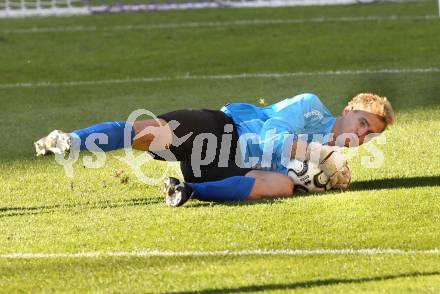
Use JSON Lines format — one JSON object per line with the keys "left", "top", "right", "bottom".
{"left": 221, "top": 93, "right": 336, "bottom": 175}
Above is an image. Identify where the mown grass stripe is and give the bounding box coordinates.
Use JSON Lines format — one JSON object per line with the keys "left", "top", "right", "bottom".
{"left": 1, "top": 67, "right": 439, "bottom": 89}
{"left": 2, "top": 249, "right": 440, "bottom": 259}
{"left": 1, "top": 15, "right": 438, "bottom": 34}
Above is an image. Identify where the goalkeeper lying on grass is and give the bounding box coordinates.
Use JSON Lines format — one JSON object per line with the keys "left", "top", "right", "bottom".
{"left": 35, "top": 93, "right": 394, "bottom": 207}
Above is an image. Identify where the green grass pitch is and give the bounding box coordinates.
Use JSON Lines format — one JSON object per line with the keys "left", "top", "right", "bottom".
{"left": 0, "top": 0, "right": 440, "bottom": 292}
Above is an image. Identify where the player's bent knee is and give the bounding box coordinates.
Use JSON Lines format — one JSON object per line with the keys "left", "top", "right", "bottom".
{"left": 246, "top": 171, "right": 294, "bottom": 200}
{"left": 247, "top": 178, "right": 266, "bottom": 200}
{"left": 273, "top": 176, "right": 294, "bottom": 196}
{"left": 282, "top": 177, "right": 294, "bottom": 195}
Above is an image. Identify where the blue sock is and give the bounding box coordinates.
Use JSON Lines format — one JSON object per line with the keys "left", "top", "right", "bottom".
{"left": 71, "top": 121, "right": 135, "bottom": 152}
{"left": 187, "top": 176, "right": 256, "bottom": 202}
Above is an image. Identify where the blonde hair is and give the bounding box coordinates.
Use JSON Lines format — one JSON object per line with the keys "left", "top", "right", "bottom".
{"left": 347, "top": 93, "right": 395, "bottom": 126}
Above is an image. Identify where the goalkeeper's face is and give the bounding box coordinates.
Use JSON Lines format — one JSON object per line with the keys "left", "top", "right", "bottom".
{"left": 336, "top": 109, "right": 386, "bottom": 146}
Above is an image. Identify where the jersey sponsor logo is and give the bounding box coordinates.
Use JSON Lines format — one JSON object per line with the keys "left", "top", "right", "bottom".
{"left": 304, "top": 109, "right": 323, "bottom": 120}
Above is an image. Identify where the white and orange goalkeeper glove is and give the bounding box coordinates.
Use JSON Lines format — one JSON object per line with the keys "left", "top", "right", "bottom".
{"left": 305, "top": 142, "right": 351, "bottom": 191}
{"left": 326, "top": 165, "right": 351, "bottom": 191}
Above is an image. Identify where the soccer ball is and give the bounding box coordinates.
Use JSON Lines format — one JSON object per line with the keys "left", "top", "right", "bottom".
{"left": 287, "top": 159, "right": 330, "bottom": 193}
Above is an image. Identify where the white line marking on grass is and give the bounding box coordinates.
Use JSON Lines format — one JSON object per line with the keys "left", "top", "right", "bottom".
{"left": 1, "top": 15, "right": 438, "bottom": 34}
{"left": 1, "top": 67, "right": 439, "bottom": 90}
{"left": 2, "top": 249, "right": 440, "bottom": 259}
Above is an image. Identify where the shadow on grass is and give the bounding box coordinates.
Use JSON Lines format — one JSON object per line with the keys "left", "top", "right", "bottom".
{"left": 185, "top": 198, "right": 286, "bottom": 208}
{"left": 169, "top": 271, "right": 440, "bottom": 294}
{"left": 349, "top": 176, "right": 440, "bottom": 191}
{"left": 0, "top": 197, "right": 163, "bottom": 218}
{"left": 184, "top": 175, "right": 440, "bottom": 209}
{"left": 2, "top": 176, "right": 438, "bottom": 217}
